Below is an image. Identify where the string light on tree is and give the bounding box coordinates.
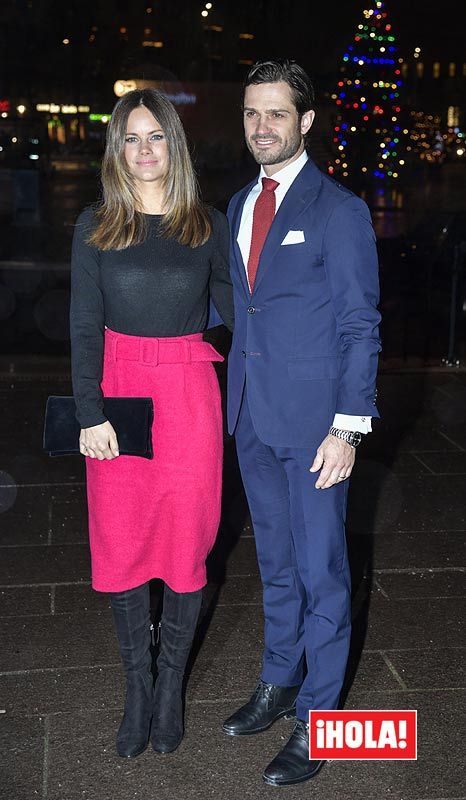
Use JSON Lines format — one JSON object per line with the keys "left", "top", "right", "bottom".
{"left": 328, "top": 0, "right": 408, "bottom": 183}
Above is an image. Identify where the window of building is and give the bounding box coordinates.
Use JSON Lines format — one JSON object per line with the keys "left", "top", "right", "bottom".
{"left": 433, "top": 62, "right": 440, "bottom": 78}
{"left": 416, "top": 62, "right": 424, "bottom": 78}
{"left": 447, "top": 106, "right": 460, "bottom": 127}
{"left": 449, "top": 62, "right": 456, "bottom": 77}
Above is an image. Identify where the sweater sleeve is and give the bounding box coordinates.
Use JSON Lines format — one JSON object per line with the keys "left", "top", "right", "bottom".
{"left": 208, "top": 209, "right": 235, "bottom": 332}
{"left": 69, "top": 208, "right": 107, "bottom": 428}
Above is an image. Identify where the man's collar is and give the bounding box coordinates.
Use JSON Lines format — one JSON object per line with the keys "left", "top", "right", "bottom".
{"left": 258, "top": 150, "right": 309, "bottom": 188}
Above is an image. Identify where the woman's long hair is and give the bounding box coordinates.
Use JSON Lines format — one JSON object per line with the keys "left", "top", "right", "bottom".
{"left": 89, "top": 89, "right": 211, "bottom": 250}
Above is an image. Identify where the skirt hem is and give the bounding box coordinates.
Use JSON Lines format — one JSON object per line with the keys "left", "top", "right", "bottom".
{"left": 91, "top": 572, "right": 208, "bottom": 594}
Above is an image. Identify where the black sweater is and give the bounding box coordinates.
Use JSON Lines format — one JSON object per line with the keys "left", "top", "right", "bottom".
{"left": 70, "top": 206, "right": 234, "bottom": 428}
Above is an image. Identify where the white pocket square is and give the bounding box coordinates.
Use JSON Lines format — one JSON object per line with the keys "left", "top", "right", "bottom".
{"left": 281, "top": 230, "right": 305, "bottom": 245}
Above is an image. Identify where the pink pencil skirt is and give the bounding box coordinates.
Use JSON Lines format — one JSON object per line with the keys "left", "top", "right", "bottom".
{"left": 85, "top": 328, "right": 224, "bottom": 593}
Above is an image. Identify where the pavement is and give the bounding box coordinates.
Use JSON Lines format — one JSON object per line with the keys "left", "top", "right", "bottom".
{"left": 0, "top": 357, "right": 465, "bottom": 800}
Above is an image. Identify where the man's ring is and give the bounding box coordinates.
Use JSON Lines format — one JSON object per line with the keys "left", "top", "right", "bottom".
{"left": 339, "top": 474, "right": 346, "bottom": 480}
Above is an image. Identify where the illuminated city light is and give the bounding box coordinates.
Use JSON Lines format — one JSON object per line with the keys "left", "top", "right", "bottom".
{"left": 62, "top": 38, "right": 70, "bottom": 45}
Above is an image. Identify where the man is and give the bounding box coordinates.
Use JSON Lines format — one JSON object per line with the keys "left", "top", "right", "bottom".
{"left": 222, "top": 59, "right": 381, "bottom": 786}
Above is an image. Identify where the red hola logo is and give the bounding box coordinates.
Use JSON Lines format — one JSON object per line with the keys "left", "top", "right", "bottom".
{"left": 309, "top": 710, "right": 417, "bottom": 760}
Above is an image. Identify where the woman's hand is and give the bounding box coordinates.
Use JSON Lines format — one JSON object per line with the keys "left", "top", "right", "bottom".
{"left": 80, "top": 421, "right": 119, "bottom": 460}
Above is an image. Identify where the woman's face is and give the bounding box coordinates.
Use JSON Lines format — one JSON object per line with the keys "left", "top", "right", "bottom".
{"left": 124, "top": 105, "right": 169, "bottom": 188}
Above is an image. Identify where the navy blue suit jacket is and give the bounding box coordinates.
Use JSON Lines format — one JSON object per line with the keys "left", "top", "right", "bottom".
{"left": 224, "top": 158, "right": 381, "bottom": 448}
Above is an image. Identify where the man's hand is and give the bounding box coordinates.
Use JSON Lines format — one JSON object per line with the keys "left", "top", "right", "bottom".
{"left": 80, "top": 421, "right": 119, "bottom": 460}
{"left": 309, "top": 434, "right": 356, "bottom": 489}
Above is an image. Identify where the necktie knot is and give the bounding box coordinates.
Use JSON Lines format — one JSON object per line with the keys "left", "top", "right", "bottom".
{"left": 261, "top": 177, "right": 279, "bottom": 193}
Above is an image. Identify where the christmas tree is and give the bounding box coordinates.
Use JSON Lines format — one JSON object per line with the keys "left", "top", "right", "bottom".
{"left": 328, "top": 0, "right": 408, "bottom": 184}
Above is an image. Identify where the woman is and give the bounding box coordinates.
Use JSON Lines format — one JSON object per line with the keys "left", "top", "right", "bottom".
{"left": 70, "top": 88, "right": 234, "bottom": 759}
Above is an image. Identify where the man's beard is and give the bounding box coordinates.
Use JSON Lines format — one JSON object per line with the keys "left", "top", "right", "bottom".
{"left": 247, "top": 130, "right": 302, "bottom": 165}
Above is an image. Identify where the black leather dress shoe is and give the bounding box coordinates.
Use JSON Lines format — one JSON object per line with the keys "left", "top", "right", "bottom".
{"left": 222, "top": 680, "right": 299, "bottom": 736}
{"left": 262, "top": 720, "right": 324, "bottom": 786}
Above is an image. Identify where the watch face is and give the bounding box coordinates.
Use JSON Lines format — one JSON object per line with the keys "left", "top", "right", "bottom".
{"left": 351, "top": 432, "right": 362, "bottom": 446}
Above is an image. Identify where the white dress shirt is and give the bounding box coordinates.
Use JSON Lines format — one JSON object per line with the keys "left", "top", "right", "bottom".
{"left": 237, "top": 150, "right": 371, "bottom": 435}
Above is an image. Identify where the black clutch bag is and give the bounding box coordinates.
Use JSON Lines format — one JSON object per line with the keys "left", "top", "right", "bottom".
{"left": 43, "top": 396, "right": 154, "bottom": 459}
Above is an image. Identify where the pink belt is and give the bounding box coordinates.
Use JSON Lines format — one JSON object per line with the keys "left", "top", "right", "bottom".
{"left": 105, "top": 329, "right": 224, "bottom": 366}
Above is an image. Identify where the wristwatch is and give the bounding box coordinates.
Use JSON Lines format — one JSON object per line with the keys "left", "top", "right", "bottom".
{"left": 329, "top": 426, "right": 362, "bottom": 448}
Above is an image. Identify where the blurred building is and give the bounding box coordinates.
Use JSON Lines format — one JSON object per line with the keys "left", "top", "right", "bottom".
{"left": 0, "top": 1, "right": 465, "bottom": 164}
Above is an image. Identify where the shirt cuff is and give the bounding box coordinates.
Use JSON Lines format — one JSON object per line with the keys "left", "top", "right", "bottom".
{"left": 332, "top": 414, "right": 372, "bottom": 434}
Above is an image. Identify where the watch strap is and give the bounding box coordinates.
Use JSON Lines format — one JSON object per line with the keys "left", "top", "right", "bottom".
{"left": 329, "top": 426, "right": 362, "bottom": 447}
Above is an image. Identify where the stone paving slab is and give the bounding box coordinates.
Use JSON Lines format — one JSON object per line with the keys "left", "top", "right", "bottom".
{"left": 388, "top": 647, "right": 466, "bottom": 691}
{"left": 348, "top": 531, "right": 465, "bottom": 571}
{"left": 347, "top": 471, "right": 466, "bottom": 533}
{"left": 376, "top": 570, "right": 466, "bottom": 599}
{"left": 0, "top": 715, "right": 45, "bottom": 800}
{"left": 0, "top": 543, "right": 91, "bottom": 585}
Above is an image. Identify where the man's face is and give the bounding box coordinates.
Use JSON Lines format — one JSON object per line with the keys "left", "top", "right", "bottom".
{"left": 243, "top": 81, "right": 314, "bottom": 173}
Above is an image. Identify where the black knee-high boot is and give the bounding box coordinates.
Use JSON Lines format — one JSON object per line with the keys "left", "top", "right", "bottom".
{"left": 109, "top": 582, "right": 154, "bottom": 758}
{"left": 151, "top": 585, "right": 202, "bottom": 753}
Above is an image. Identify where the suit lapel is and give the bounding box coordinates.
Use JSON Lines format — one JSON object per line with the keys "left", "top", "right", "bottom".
{"left": 230, "top": 180, "right": 255, "bottom": 299}
{"left": 252, "top": 159, "right": 323, "bottom": 296}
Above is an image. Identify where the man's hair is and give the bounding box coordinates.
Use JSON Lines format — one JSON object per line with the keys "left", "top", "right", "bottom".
{"left": 243, "top": 59, "right": 315, "bottom": 115}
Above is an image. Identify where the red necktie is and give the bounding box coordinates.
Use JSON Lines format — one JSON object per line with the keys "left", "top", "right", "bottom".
{"left": 247, "top": 177, "right": 279, "bottom": 293}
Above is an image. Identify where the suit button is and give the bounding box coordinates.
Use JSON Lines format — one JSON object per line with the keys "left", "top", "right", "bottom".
{"left": 247, "top": 306, "right": 256, "bottom": 314}
{"left": 241, "top": 350, "right": 246, "bottom": 356}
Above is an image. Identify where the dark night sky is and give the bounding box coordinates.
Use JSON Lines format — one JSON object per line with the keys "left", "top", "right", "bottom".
{"left": 1, "top": 0, "right": 465, "bottom": 101}
{"left": 284, "top": 0, "right": 466, "bottom": 75}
